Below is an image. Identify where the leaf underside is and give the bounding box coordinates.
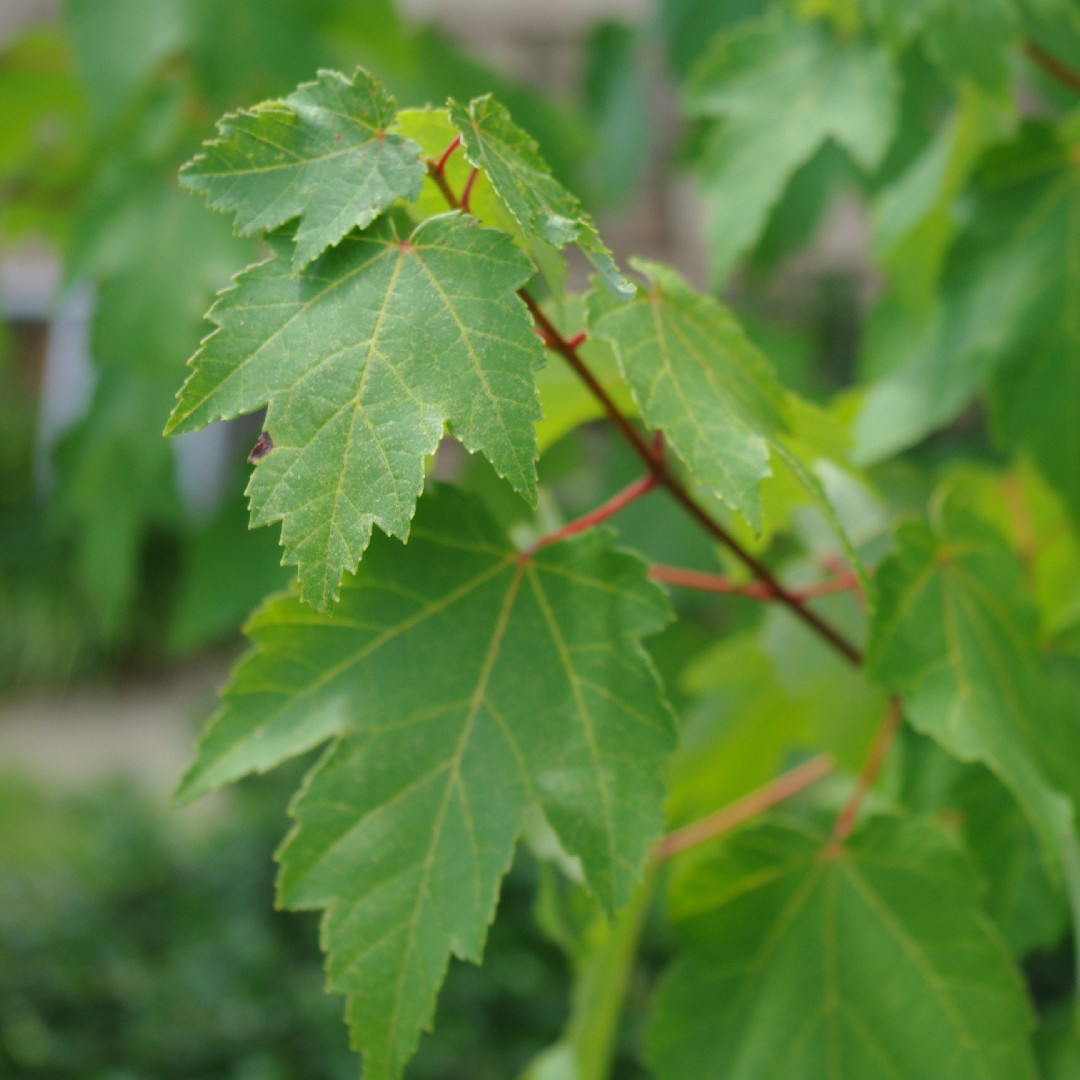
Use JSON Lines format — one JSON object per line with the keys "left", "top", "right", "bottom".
{"left": 178, "top": 489, "right": 676, "bottom": 1079}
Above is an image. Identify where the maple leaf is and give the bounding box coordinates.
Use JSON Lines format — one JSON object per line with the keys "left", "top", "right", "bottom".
{"left": 685, "top": 12, "right": 898, "bottom": 282}
{"left": 867, "top": 499, "right": 1077, "bottom": 865}
{"left": 180, "top": 67, "right": 425, "bottom": 272}
{"left": 165, "top": 213, "right": 545, "bottom": 610}
{"left": 650, "top": 815, "right": 1037, "bottom": 1079}
{"left": 448, "top": 94, "right": 634, "bottom": 297}
{"left": 177, "top": 488, "right": 676, "bottom": 1079}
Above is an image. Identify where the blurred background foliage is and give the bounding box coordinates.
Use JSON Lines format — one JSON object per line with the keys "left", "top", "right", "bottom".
{"left": 0, "top": 766, "right": 602, "bottom": 1078}
{"left": 5, "top": 0, "right": 1080, "bottom": 1074}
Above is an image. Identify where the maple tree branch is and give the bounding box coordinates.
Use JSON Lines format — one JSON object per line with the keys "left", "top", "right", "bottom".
{"left": 829, "top": 696, "right": 903, "bottom": 849}
{"left": 1025, "top": 39, "right": 1080, "bottom": 97}
{"left": 528, "top": 472, "right": 658, "bottom": 553}
{"left": 654, "top": 755, "right": 834, "bottom": 860}
{"left": 649, "top": 565, "right": 860, "bottom": 602}
{"left": 424, "top": 153, "right": 864, "bottom": 667}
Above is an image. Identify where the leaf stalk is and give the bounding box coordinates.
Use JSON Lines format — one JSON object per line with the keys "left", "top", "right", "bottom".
{"left": 655, "top": 755, "right": 834, "bottom": 860}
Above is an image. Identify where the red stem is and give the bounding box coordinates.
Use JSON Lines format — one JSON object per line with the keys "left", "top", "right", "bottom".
{"left": 529, "top": 473, "right": 658, "bottom": 553}
{"left": 649, "top": 565, "right": 860, "bottom": 602}
{"left": 424, "top": 157, "right": 864, "bottom": 667}
{"left": 460, "top": 167, "right": 479, "bottom": 213}
{"left": 434, "top": 135, "right": 461, "bottom": 175}
{"left": 829, "top": 696, "right": 903, "bottom": 850}
{"left": 654, "top": 755, "right": 834, "bottom": 860}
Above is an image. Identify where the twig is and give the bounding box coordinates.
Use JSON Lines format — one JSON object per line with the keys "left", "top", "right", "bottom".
{"left": 460, "top": 167, "right": 479, "bottom": 213}
{"left": 655, "top": 755, "right": 834, "bottom": 860}
{"left": 433, "top": 134, "right": 461, "bottom": 175}
{"left": 424, "top": 151, "right": 864, "bottom": 667}
{"left": 650, "top": 565, "right": 860, "bottom": 602}
{"left": 829, "top": 697, "right": 903, "bottom": 849}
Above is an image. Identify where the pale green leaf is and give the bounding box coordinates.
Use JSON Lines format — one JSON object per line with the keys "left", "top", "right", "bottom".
{"left": 447, "top": 95, "right": 635, "bottom": 298}
{"left": 180, "top": 68, "right": 425, "bottom": 271}
{"left": 649, "top": 815, "right": 1037, "bottom": 1079}
{"left": 178, "top": 488, "right": 675, "bottom": 1079}
{"left": 867, "top": 499, "right": 1075, "bottom": 864}
{"left": 165, "top": 214, "right": 545, "bottom": 611}
{"left": 686, "top": 12, "right": 898, "bottom": 282}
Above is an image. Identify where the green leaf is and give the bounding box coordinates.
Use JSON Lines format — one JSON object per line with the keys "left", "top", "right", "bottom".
{"left": 670, "top": 624, "right": 883, "bottom": 828}
{"left": 922, "top": 0, "right": 1019, "bottom": 92}
{"left": 899, "top": 733, "right": 1068, "bottom": 955}
{"left": 582, "top": 21, "right": 652, "bottom": 206}
{"left": 857, "top": 119, "right": 1080, "bottom": 493}
{"left": 685, "top": 12, "right": 898, "bottom": 282}
{"left": 588, "top": 259, "right": 786, "bottom": 531}
{"left": 867, "top": 499, "right": 1075, "bottom": 865}
{"left": 447, "top": 95, "right": 635, "bottom": 298}
{"left": 984, "top": 123, "right": 1080, "bottom": 526}
{"left": 588, "top": 260, "right": 866, "bottom": 585}
{"left": 180, "top": 68, "right": 425, "bottom": 272}
{"left": 178, "top": 488, "right": 675, "bottom": 1079}
{"left": 165, "top": 214, "right": 545, "bottom": 611}
{"left": 167, "top": 492, "right": 293, "bottom": 654}
{"left": 649, "top": 815, "right": 1037, "bottom": 1079}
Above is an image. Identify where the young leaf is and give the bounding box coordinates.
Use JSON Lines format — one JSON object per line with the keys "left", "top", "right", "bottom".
{"left": 649, "top": 815, "right": 1037, "bottom": 1079}
{"left": 178, "top": 488, "right": 675, "bottom": 1079}
{"left": 180, "top": 68, "right": 425, "bottom": 272}
{"left": 165, "top": 214, "right": 545, "bottom": 610}
{"left": 447, "top": 95, "right": 635, "bottom": 297}
{"left": 867, "top": 499, "right": 1076, "bottom": 865}
{"left": 685, "top": 12, "right": 898, "bottom": 282}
